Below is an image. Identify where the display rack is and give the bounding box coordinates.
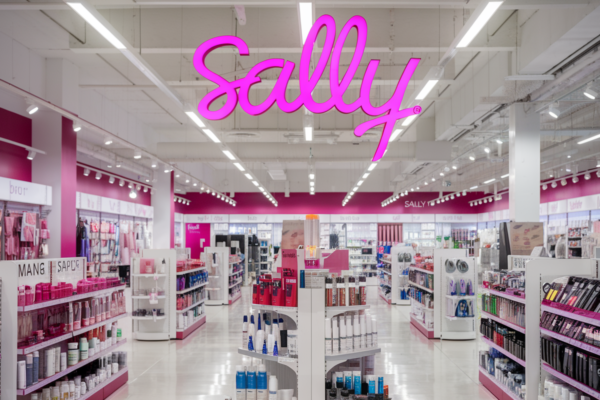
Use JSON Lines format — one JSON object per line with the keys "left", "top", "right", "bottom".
{"left": 174, "top": 258, "right": 208, "bottom": 340}
{"left": 377, "top": 255, "right": 393, "bottom": 305}
{"left": 0, "top": 257, "right": 129, "bottom": 400}
{"left": 349, "top": 246, "right": 378, "bottom": 286}
{"left": 437, "top": 251, "right": 476, "bottom": 340}
{"left": 257, "top": 224, "right": 273, "bottom": 274}
{"left": 203, "top": 247, "right": 242, "bottom": 306}
{"left": 131, "top": 249, "right": 176, "bottom": 340}
{"left": 408, "top": 248, "right": 436, "bottom": 338}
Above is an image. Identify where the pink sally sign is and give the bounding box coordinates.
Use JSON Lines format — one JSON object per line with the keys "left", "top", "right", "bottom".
{"left": 193, "top": 15, "right": 421, "bottom": 161}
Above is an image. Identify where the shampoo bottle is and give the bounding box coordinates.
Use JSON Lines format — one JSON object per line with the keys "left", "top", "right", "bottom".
{"left": 268, "top": 376, "right": 278, "bottom": 400}
{"left": 257, "top": 365, "right": 268, "bottom": 400}
{"left": 248, "top": 315, "right": 255, "bottom": 352}
{"left": 353, "top": 371, "right": 361, "bottom": 395}
{"left": 235, "top": 365, "right": 246, "bottom": 400}
{"left": 246, "top": 366, "right": 257, "bottom": 400}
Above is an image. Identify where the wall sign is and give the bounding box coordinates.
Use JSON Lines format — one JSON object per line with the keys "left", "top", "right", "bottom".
{"left": 330, "top": 214, "right": 378, "bottom": 223}
{"left": 378, "top": 214, "right": 413, "bottom": 223}
{"left": 77, "top": 192, "right": 153, "bottom": 218}
{"left": 184, "top": 214, "right": 229, "bottom": 223}
{"left": 547, "top": 200, "right": 567, "bottom": 215}
{"left": 404, "top": 200, "right": 429, "bottom": 208}
{"left": 0, "top": 177, "right": 53, "bottom": 206}
{"left": 193, "top": 15, "right": 421, "bottom": 161}
{"left": 435, "top": 214, "right": 478, "bottom": 223}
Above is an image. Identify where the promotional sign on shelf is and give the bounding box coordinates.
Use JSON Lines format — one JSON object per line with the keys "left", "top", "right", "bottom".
{"left": 435, "top": 214, "right": 478, "bottom": 223}
{"left": 330, "top": 214, "right": 378, "bottom": 223}
{"left": 0, "top": 177, "right": 53, "bottom": 206}
{"left": 184, "top": 214, "right": 229, "bottom": 223}
{"left": 547, "top": 199, "right": 567, "bottom": 215}
{"left": 101, "top": 196, "right": 120, "bottom": 214}
{"left": 50, "top": 257, "right": 86, "bottom": 286}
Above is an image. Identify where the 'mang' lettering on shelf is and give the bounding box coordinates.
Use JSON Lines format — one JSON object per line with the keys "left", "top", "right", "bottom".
{"left": 19, "top": 262, "right": 46, "bottom": 277}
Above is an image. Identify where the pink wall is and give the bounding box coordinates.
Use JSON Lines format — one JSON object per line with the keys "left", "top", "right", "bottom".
{"left": 0, "top": 108, "right": 32, "bottom": 181}
{"left": 170, "top": 171, "right": 175, "bottom": 249}
{"left": 76, "top": 164, "right": 151, "bottom": 206}
{"left": 186, "top": 223, "right": 211, "bottom": 259}
{"left": 61, "top": 117, "right": 77, "bottom": 257}
{"left": 175, "top": 191, "right": 485, "bottom": 215}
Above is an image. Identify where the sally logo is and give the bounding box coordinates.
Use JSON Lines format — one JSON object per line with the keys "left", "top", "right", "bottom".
{"left": 193, "top": 15, "right": 421, "bottom": 161}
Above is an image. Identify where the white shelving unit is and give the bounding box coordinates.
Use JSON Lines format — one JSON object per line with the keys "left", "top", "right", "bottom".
{"left": 394, "top": 245, "right": 413, "bottom": 306}
{"left": 203, "top": 247, "right": 243, "bottom": 306}
{"left": 349, "top": 246, "right": 378, "bottom": 286}
{"left": 131, "top": 249, "right": 176, "bottom": 340}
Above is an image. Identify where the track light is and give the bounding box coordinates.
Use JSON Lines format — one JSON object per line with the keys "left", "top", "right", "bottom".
{"left": 572, "top": 176, "right": 579, "bottom": 183}
{"left": 584, "top": 84, "right": 598, "bottom": 100}
{"left": 136, "top": 184, "right": 141, "bottom": 191}
{"left": 73, "top": 122, "right": 82, "bottom": 132}
{"left": 549, "top": 103, "right": 560, "bottom": 119}
{"left": 116, "top": 161, "right": 122, "bottom": 168}
{"left": 561, "top": 179, "right": 567, "bottom": 186}
{"left": 128, "top": 182, "right": 133, "bottom": 189}
{"left": 26, "top": 104, "right": 38, "bottom": 115}
{"left": 109, "top": 176, "right": 115, "bottom": 184}
{"left": 484, "top": 147, "right": 490, "bottom": 154}
{"left": 151, "top": 162, "right": 157, "bottom": 168}
{"left": 456, "top": 192, "right": 461, "bottom": 197}
{"left": 119, "top": 179, "right": 124, "bottom": 187}
{"left": 143, "top": 187, "right": 148, "bottom": 192}
{"left": 133, "top": 151, "right": 142, "bottom": 159}
{"left": 469, "top": 153, "right": 476, "bottom": 161}
{"left": 551, "top": 181, "right": 557, "bottom": 188}
{"left": 585, "top": 173, "right": 591, "bottom": 180}
{"left": 27, "top": 150, "right": 36, "bottom": 160}
{"left": 104, "top": 137, "right": 113, "bottom": 145}
{"left": 542, "top": 184, "right": 548, "bottom": 190}
{"left": 83, "top": 168, "right": 90, "bottom": 176}
{"left": 129, "top": 190, "right": 137, "bottom": 199}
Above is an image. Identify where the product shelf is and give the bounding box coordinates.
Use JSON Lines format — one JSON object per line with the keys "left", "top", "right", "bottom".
{"left": 410, "top": 315, "right": 434, "bottom": 339}
{"left": 378, "top": 288, "right": 391, "bottom": 304}
{"left": 408, "top": 281, "right": 433, "bottom": 293}
{"left": 131, "top": 316, "right": 167, "bottom": 321}
{"left": 481, "top": 311, "right": 526, "bottom": 334}
{"left": 17, "top": 332, "right": 73, "bottom": 355}
{"left": 176, "top": 266, "right": 207, "bottom": 275}
{"left": 16, "top": 339, "right": 127, "bottom": 395}
{"left": 131, "top": 295, "right": 166, "bottom": 300}
{"left": 408, "top": 266, "right": 434, "bottom": 275}
{"left": 176, "top": 281, "right": 208, "bottom": 294}
{"left": 229, "top": 292, "right": 242, "bottom": 304}
{"left": 378, "top": 269, "right": 391, "bottom": 275}
{"left": 379, "top": 282, "right": 391, "bottom": 288}
{"left": 409, "top": 300, "right": 434, "bottom": 312}
{"left": 324, "top": 347, "right": 381, "bottom": 361}
{"left": 229, "top": 279, "right": 242, "bottom": 289}
{"left": 445, "top": 294, "right": 476, "bottom": 300}
{"left": 18, "top": 285, "right": 127, "bottom": 312}
{"left": 229, "top": 270, "right": 243, "bottom": 277}
{"left": 131, "top": 273, "right": 167, "bottom": 278}
{"left": 481, "top": 336, "right": 526, "bottom": 367}
{"left": 484, "top": 288, "right": 526, "bottom": 304}
{"left": 238, "top": 348, "right": 292, "bottom": 363}
{"left": 380, "top": 259, "right": 392, "bottom": 264}
{"left": 176, "top": 314, "right": 207, "bottom": 336}
{"left": 78, "top": 366, "right": 129, "bottom": 400}
{"left": 325, "top": 305, "right": 369, "bottom": 318}
{"left": 540, "top": 327, "right": 600, "bottom": 357}
{"left": 72, "top": 313, "right": 128, "bottom": 337}
{"left": 176, "top": 298, "right": 206, "bottom": 313}
{"left": 542, "top": 362, "right": 600, "bottom": 399}
{"left": 541, "top": 300, "right": 600, "bottom": 328}
{"left": 478, "top": 366, "right": 522, "bottom": 400}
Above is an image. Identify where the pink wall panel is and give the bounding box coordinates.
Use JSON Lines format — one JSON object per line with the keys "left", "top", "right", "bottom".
{"left": 185, "top": 223, "right": 211, "bottom": 259}
{"left": 61, "top": 117, "right": 77, "bottom": 257}
{"left": 76, "top": 164, "right": 151, "bottom": 206}
{"left": 0, "top": 108, "right": 32, "bottom": 182}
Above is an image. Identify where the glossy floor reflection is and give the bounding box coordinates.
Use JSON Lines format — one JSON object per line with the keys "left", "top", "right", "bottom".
{"left": 109, "top": 286, "right": 495, "bottom": 400}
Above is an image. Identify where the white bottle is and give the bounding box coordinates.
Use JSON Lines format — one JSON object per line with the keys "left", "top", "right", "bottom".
{"left": 372, "top": 317, "right": 378, "bottom": 348}
{"left": 346, "top": 316, "right": 352, "bottom": 352}
{"left": 268, "top": 376, "right": 278, "bottom": 400}
{"left": 325, "top": 318, "right": 332, "bottom": 355}
{"left": 360, "top": 315, "right": 366, "bottom": 348}
{"left": 353, "top": 315, "right": 361, "bottom": 350}
{"left": 242, "top": 315, "right": 248, "bottom": 350}
{"left": 365, "top": 315, "right": 372, "bottom": 348}
{"left": 256, "top": 329, "right": 265, "bottom": 354}
{"left": 339, "top": 319, "right": 347, "bottom": 353}
{"left": 332, "top": 319, "right": 339, "bottom": 355}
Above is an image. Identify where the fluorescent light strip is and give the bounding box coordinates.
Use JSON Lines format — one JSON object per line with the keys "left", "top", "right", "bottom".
{"left": 415, "top": 80, "right": 439, "bottom": 100}
{"left": 390, "top": 129, "right": 403, "bottom": 142}
{"left": 233, "top": 163, "right": 245, "bottom": 171}
{"left": 368, "top": 163, "right": 377, "bottom": 171}
{"left": 483, "top": 178, "right": 495, "bottom": 184}
{"left": 223, "top": 150, "right": 235, "bottom": 160}
{"left": 457, "top": 2, "right": 503, "bottom": 48}
{"left": 202, "top": 129, "right": 220, "bottom": 143}
{"left": 185, "top": 111, "right": 205, "bottom": 128}
{"left": 245, "top": 173, "right": 253, "bottom": 180}
{"left": 304, "top": 126, "right": 313, "bottom": 141}
{"left": 252, "top": 181, "right": 259, "bottom": 186}
{"left": 298, "top": 3, "right": 313, "bottom": 44}
{"left": 362, "top": 173, "right": 369, "bottom": 179}
{"left": 501, "top": 174, "right": 509, "bottom": 178}
{"left": 578, "top": 133, "right": 600, "bottom": 145}
{"left": 401, "top": 115, "right": 417, "bottom": 127}
{"left": 470, "top": 185, "right": 478, "bottom": 190}
{"left": 67, "top": 3, "right": 126, "bottom": 49}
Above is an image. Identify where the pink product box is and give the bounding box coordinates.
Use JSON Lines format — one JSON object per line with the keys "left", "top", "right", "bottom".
{"left": 140, "top": 258, "right": 155, "bottom": 274}
{"left": 506, "top": 288, "right": 525, "bottom": 299}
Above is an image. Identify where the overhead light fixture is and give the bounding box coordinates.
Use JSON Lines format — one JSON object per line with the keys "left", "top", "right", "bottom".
{"left": 431, "top": 178, "right": 435, "bottom": 182}
{"left": 462, "top": 190, "right": 466, "bottom": 196}
{"left": 368, "top": 163, "right": 377, "bottom": 171}
{"left": 175, "top": 174, "right": 180, "bottom": 178}
{"left": 212, "top": 192, "right": 216, "bottom": 196}
{"left": 440, "top": 172, "right": 444, "bottom": 176}
{"left": 470, "top": 185, "right": 478, "bottom": 190}
{"left": 456, "top": 192, "right": 461, "bottom": 197}
{"left": 390, "top": 129, "right": 403, "bottom": 141}
{"left": 424, "top": 182, "right": 428, "bottom": 185}
{"left": 572, "top": 175, "right": 579, "bottom": 183}
{"left": 252, "top": 181, "right": 259, "bottom": 186}
{"left": 496, "top": 139, "right": 502, "bottom": 144}
{"left": 133, "top": 151, "right": 142, "bottom": 159}
{"left": 578, "top": 133, "right": 600, "bottom": 145}
{"left": 401, "top": 115, "right": 417, "bottom": 127}
{"left": 501, "top": 174, "right": 509, "bottom": 178}
{"left": 259, "top": 187, "right": 265, "bottom": 192}
{"left": 585, "top": 173, "right": 591, "bottom": 180}
{"left": 143, "top": 186, "right": 148, "bottom": 192}
{"left": 450, "top": 195, "right": 455, "bottom": 200}
{"left": 67, "top": 2, "right": 126, "bottom": 49}
{"left": 202, "top": 129, "right": 221, "bottom": 143}
{"left": 561, "top": 179, "right": 567, "bottom": 186}
{"left": 83, "top": 168, "right": 90, "bottom": 177}
{"left": 484, "top": 147, "right": 490, "bottom": 154}
{"left": 164, "top": 167, "right": 171, "bottom": 173}
{"left": 136, "top": 184, "right": 141, "bottom": 191}
{"left": 26, "top": 104, "right": 38, "bottom": 115}
{"left": 94, "top": 172, "right": 101, "bottom": 180}
{"left": 410, "top": 188, "right": 414, "bottom": 192}
{"left": 185, "top": 111, "right": 205, "bottom": 128}
{"left": 478, "top": 200, "right": 482, "bottom": 205}
{"left": 298, "top": 2, "right": 313, "bottom": 44}
{"left": 357, "top": 180, "right": 364, "bottom": 186}
{"left": 129, "top": 190, "right": 137, "bottom": 199}
{"left": 548, "top": 103, "right": 560, "bottom": 119}
{"left": 119, "top": 179, "right": 124, "bottom": 187}
{"left": 309, "top": 173, "right": 315, "bottom": 180}
{"left": 151, "top": 162, "right": 157, "bottom": 168}
{"left": 223, "top": 150, "right": 235, "bottom": 160}
{"left": 456, "top": 1, "right": 503, "bottom": 48}
{"left": 27, "top": 150, "right": 36, "bottom": 160}
{"left": 304, "top": 126, "right": 313, "bottom": 141}
{"left": 73, "top": 122, "right": 82, "bottom": 132}
{"left": 484, "top": 178, "right": 495, "bottom": 184}
{"left": 116, "top": 161, "right": 121, "bottom": 168}
{"left": 416, "top": 80, "right": 440, "bottom": 100}
{"left": 362, "top": 173, "right": 369, "bottom": 179}
{"left": 452, "top": 164, "right": 458, "bottom": 170}
{"left": 108, "top": 176, "right": 115, "bottom": 184}
{"left": 104, "top": 137, "right": 113, "bottom": 145}
{"left": 551, "top": 181, "right": 557, "bottom": 188}
{"left": 310, "top": 182, "right": 315, "bottom": 187}
{"left": 584, "top": 84, "right": 598, "bottom": 100}
{"left": 245, "top": 173, "right": 252, "bottom": 180}
{"left": 128, "top": 182, "right": 133, "bottom": 189}
{"left": 469, "top": 153, "right": 476, "bottom": 161}
{"left": 416, "top": 186, "right": 420, "bottom": 190}
{"left": 233, "top": 163, "right": 245, "bottom": 171}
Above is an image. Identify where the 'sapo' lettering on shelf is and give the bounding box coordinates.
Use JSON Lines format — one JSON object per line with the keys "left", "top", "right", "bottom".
{"left": 193, "top": 15, "right": 421, "bottom": 161}
{"left": 56, "top": 259, "right": 82, "bottom": 273}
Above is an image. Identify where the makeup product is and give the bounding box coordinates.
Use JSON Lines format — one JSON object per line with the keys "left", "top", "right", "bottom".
{"left": 349, "top": 277, "right": 357, "bottom": 306}
{"left": 325, "top": 318, "right": 332, "bottom": 355}
{"left": 268, "top": 375, "right": 278, "bottom": 400}
{"left": 236, "top": 365, "right": 246, "bottom": 400}
{"left": 360, "top": 276, "right": 367, "bottom": 305}
{"left": 33, "top": 351, "right": 39, "bottom": 383}
{"left": 338, "top": 277, "right": 346, "bottom": 307}
{"left": 257, "top": 365, "right": 268, "bottom": 400}
{"left": 246, "top": 366, "right": 257, "bottom": 400}
{"left": 326, "top": 278, "right": 334, "bottom": 307}
{"left": 82, "top": 301, "right": 90, "bottom": 327}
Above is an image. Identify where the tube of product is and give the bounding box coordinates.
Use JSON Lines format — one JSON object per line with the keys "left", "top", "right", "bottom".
{"left": 26, "top": 353, "right": 33, "bottom": 387}
{"left": 246, "top": 366, "right": 257, "bottom": 400}
{"left": 33, "top": 351, "right": 39, "bottom": 383}
{"left": 325, "top": 318, "right": 332, "bottom": 355}
{"left": 45, "top": 348, "right": 54, "bottom": 378}
{"left": 368, "top": 376, "right": 376, "bottom": 394}
{"left": 344, "top": 371, "right": 352, "bottom": 391}
{"left": 326, "top": 277, "right": 333, "bottom": 307}
{"left": 18, "top": 360, "right": 27, "bottom": 389}
{"left": 236, "top": 365, "right": 246, "bottom": 400}
{"left": 378, "top": 376, "right": 384, "bottom": 394}
{"left": 336, "top": 372, "right": 344, "bottom": 389}
{"left": 54, "top": 347, "right": 60, "bottom": 375}
{"left": 332, "top": 319, "right": 339, "bottom": 355}
{"left": 349, "top": 277, "right": 356, "bottom": 306}
{"left": 248, "top": 315, "right": 255, "bottom": 352}
{"left": 353, "top": 315, "right": 361, "bottom": 350}
{"left": 339, "top": 319, "right": 346, "bottom": 353}
{"left": 337, "top": 277, "right": 346, "bottom": 307}
{"left": 257, "top": 365, "right": 268, "bottom": 400}
{"left": 82, "top": 301, "right": 90, "bottom": 327}
{"left": 353, "top": 371, "right": 362, "bottom": 395}
{"left": 267, "top": 334, "right": 274, "bottom": 355}
{"left": 268, "top": 376, "right": 278, "bottom": 400}
{"left": 359, "top": 276, "right": 367, "bottom": 305}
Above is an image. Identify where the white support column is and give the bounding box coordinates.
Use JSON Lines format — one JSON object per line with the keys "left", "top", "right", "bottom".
{"left": 153, "top": 170, "right": 174, "bottom": 249}
{"left": 508, "top": 103, "right": 540, "bottom": 222}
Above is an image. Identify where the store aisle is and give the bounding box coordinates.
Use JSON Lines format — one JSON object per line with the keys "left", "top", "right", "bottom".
{"left": 109, "top": 287, "right": 495, "bottom": 400}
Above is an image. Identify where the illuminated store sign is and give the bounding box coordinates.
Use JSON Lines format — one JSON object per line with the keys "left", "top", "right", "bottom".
{"left": 194, "top": 15, "right": 421, "bottom": 161}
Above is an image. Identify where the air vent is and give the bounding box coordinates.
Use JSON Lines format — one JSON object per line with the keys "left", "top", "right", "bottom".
{"left": 268, "top": 170, "right": 287, "bottom": 181}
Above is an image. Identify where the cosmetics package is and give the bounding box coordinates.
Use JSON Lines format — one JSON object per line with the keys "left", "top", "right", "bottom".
{"left": 325, "top": 318, "right": 332, "bottom": 355}
{"left": 271, "top": 279, "right": 285, "bottom": 307}
{"left": 140, "top": 258, "right": 155, "bottom": 274}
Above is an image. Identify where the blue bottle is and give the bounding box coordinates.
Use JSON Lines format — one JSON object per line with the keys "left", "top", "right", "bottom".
{"left": 235, "top": 366, "right": 246, "bottom": 399}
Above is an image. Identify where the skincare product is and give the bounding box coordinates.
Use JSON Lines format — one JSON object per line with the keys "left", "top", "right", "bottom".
{"left": 236, "top": 365, "right": 246, "bottom": 400}
{"left": 340, "top": 319, "right": 347, "bottom": 352}
{"left": 360, "top": 315, "right": 366, "bottom": 348}
{"left": 344, "top": 371, "right": 352, "bottom": 390}
{"left": 257, "top": 365, "right": 268, "bottom": 400}
{"left": 18, "top": 360, "right": 27, "bottom": 389}
{"left": 268, "top": 376, "right": 278, "bottom": 400}
{"left": 353, "top": 371, "right": 361, "bottom": 395}
{"left": 246, "top": 366, "right": 257, "bottom": 400}
{"left": 353, "top": 315, "right": 360, "bottom": 350}
{"left": 33, "top": 351, "right": 39, "bottom": 383}
{"left": 26, "top": 353, "right": 33, "bottom": 387}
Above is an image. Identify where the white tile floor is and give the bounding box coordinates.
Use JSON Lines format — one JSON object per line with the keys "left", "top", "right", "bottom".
{"left": 108, "top": 286, "right": 496, "bottom": 400}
